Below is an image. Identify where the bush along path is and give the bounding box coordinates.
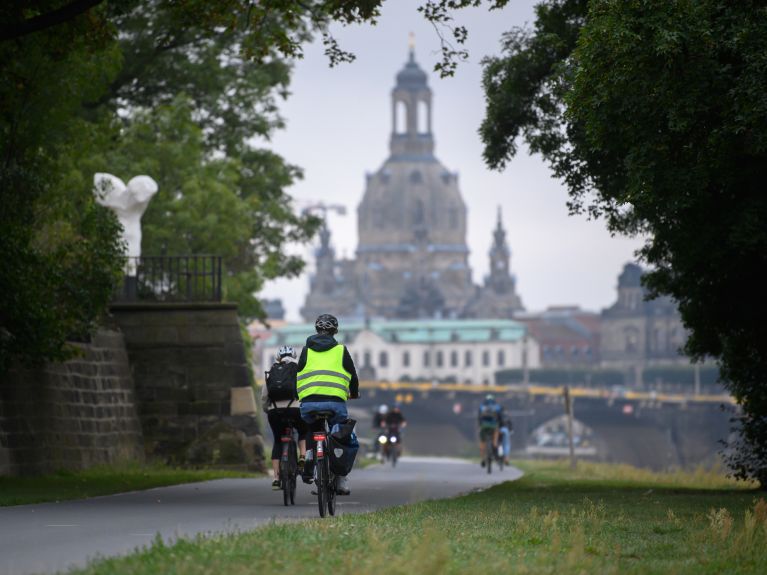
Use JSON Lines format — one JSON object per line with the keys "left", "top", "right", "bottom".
{"left": 66, "top": 460, "right": 764, "bottom": 575}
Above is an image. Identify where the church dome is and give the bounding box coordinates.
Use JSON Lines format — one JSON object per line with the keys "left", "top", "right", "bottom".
{"left": 396, "top": 52, "right": 428, "bottom": 89}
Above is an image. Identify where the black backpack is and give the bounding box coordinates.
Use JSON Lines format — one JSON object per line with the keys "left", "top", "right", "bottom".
{"left": 265, "top": 362, "right": 297, "bottom": 404}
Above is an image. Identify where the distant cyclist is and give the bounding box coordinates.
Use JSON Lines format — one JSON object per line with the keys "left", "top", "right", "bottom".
{"left": 297, "top": 314, "right": 359, "bottom": 495}
{"left": 383, "top": 403, "right": 407, "bottom": 457}
{"left": 262, "top": 346, "right": 308, "bottom": 490}
{"left": 478, "top": 394, "right": 503, "bottom": 467}
{"left": 499, "top": 414, "right": 513, "bottom": 465}
{"left": 372, "top": 404, "right": 388, "bottom": 456}
{"left": 384, "top": 403, "right": 407, "bottom": 431}
{"left": 373, "top": 404, "right": 389, "bottom": 429}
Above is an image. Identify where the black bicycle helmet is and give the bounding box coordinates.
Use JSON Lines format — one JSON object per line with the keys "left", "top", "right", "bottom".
{"left": 315, "top": 313, "right": 339, "bottom": 335}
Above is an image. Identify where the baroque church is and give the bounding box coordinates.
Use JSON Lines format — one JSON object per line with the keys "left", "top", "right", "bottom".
{"left": 300, "top": 49, "right": 524, "bottom": 322}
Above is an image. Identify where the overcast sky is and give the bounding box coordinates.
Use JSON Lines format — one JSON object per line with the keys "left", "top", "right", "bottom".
{"left": 260, "top": 0, "right": 645, "bottom": 321}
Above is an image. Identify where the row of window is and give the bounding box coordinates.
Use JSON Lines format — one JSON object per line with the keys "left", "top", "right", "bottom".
{"left": 542, "top": 345, "right": 592, "bottom": 357}
{"left": 357, "top": 349, "right": 508, "bottom": 370}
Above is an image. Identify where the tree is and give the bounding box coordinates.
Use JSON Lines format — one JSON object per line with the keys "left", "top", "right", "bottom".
{"left": 0, "top": 2, "right": 125, "bottom": 370}
{"left": 481, "top": 0, "right": 767, "bottom": 485}
{"left": 78, "top": 2, "right": 322, "bottom": 319}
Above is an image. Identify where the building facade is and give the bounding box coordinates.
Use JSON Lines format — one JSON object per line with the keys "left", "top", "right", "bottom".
{"left": 300, "top": 49, "right": 524, "bottom": 322}
{"left": 516, "top": 306, "right": 601, "bottom": 368}
{"left": 263, "top": 319, "right": 540, "bottom": 385}
{"left": 600, "top": 263, "right": 688, "bottom": 370}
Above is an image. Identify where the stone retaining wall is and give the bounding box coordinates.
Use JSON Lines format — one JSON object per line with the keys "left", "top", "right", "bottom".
{"left": 0, "top": 330, "right": 144, "bottom": 476}
{"left": 109, "top": 303, "right": 263, "bottom": 470}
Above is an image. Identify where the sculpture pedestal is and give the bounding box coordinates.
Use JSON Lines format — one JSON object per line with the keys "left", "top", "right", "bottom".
{"left": 123, "top": 275, "right": 138, "bottom": 301}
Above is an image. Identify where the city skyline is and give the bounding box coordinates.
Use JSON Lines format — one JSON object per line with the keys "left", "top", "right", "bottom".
{"left": 261, "top": 0, "right": 646, "bottom": 320}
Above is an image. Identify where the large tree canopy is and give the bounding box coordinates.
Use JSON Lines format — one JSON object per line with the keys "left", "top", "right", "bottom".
{"left": 481, "top": 0, "right": 767, "bottom": 485}
{"left": 0, "top": 2, "right": 125, "bottom": 369}
{"left": 79, "top": 1, "right": 322, "bottom": 319}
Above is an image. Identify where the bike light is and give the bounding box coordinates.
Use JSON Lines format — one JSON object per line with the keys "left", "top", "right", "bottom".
{"left": 378, "top": 435, "right": 388, "bottom": 445}
{"left": 390, "top": 436, "right": 398, "bottom": 443}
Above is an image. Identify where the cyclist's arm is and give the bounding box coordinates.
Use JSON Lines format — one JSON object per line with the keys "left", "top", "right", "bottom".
{"left": 296, "top": 346, "right": 308, "bottom": 371}
{"left": 260, "top": 380, "right": 270, "bottom": 413}
{"left": 342, "top": 347, "right": 360, "bottom": 399}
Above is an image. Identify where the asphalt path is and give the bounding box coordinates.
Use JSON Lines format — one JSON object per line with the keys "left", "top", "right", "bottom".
{"left": 0, "top": 457, "right": 521, "bottom": 575}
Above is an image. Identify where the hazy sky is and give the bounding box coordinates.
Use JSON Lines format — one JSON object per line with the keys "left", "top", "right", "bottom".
{"left": 261, "top": 0, "right": 645, "bottom": 321}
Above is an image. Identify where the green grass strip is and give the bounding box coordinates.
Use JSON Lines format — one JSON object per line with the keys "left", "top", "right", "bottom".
{"left": 66, "top": 459, "right": 767, "bottom": 575}
{"left": 0, "top": 464, "right": 256, "bottom": 507}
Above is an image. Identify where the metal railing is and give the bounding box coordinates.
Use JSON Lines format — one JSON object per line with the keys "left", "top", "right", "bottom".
{"left": 113, "top": 255, "right": 222, "bottom": 303}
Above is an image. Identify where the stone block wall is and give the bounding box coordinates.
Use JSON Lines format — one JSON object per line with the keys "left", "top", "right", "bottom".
{"left": 0, "top": 330, "right": 144, "bottom": 476}
{"left": 109, "top": 303, "right": 263, "bottom": 470}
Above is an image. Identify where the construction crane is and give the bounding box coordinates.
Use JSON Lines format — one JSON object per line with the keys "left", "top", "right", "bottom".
{"left": 300, "top": 201, "right": 347, "bottom": 220}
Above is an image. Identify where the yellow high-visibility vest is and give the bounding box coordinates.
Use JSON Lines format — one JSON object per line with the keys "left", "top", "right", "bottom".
{"left": 297, "top": 345, "right": 351, "bottom": 401}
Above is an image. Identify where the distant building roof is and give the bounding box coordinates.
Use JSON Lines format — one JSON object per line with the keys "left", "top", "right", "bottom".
{"left": 618, "top": 263, "right": 643, "bottom": 288}
{"left": 265, "top": 319, "right": 528, "bottom": 347}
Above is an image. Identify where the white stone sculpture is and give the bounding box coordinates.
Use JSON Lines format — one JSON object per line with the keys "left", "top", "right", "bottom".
{"left": 93, "top": 173, "right": 158, "bottom": 275}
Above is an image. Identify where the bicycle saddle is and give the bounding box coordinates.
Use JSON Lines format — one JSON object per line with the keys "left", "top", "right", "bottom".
{"left": 310, "top": 410, "right": 336, "bottom": 419}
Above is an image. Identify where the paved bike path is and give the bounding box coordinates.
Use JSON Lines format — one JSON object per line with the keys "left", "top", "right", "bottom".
{"left": 0, "top": 457, "right": 521, "bottom": 575}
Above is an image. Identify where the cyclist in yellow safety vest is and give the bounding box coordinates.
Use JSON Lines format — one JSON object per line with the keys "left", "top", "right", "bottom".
{"left": 298, "top": 313, "right": 359, "bottom": 495}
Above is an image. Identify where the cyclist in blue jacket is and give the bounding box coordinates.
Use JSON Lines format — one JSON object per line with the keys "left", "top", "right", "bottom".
{"left": 478, "top": 394, "right": 503, "bottom": 466}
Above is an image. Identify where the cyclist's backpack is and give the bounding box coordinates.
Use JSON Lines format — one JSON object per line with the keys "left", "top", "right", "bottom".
{"left": 264, "top": 362, "right": 297, "bottom": 404}
{"left": 480, "top": 402, "right": 497, "bottom": 422}
{"left": 329, "top": 419, "right": 359, "bottom": 476}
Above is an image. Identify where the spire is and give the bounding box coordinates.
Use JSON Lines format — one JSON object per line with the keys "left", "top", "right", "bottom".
{"left": 487, "top": 205, "right": 512, "bottom": 293}
{"left": 408, "top": 32, "right": 415, "bottom": 62}
{"left": 493, "top": 206, "right": 507, "bottom": 248}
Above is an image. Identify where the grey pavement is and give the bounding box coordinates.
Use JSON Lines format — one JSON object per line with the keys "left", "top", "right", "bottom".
{"left": 0, "top": 456, "right": 521, "bottom": 575}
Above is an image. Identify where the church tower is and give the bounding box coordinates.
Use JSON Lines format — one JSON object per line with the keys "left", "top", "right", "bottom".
{"left": 354, "top": 45, "right": 475, "bottom": 319}
{"left": 300, "top": 223, "right": 358, "bottom": 321}
{"left": 466, "top": 207, "right": 525, "bottom": 318}
{"left": 487, "top": 207, "right": 514, "bottom": 294}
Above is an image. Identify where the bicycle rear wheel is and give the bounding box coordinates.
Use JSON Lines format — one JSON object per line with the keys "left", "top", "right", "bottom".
{"left": 280, "top": 452, "right": 290, "bottom": 507}
{"left": 288, "top": 441, "right": 298, "bottom": 505}
{"left": 316, "top": 447, "right": 327, "bottom": 517}
{"left": 485, "top": 439, "right": 493, "bottom": 474}
{"left": 327, "top": 465, "right": 336, "bottom": 517}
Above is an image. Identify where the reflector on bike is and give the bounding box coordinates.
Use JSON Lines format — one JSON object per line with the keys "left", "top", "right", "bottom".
{"left": 313, "top": 434, "right": 326, "bottom": 441}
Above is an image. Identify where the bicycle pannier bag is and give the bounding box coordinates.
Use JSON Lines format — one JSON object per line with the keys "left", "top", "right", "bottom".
{"left": 265, "top": 362, "right": 297, "bottom": 403}
{"left": 329, "top": 421, "right": 359, "bottom": 476}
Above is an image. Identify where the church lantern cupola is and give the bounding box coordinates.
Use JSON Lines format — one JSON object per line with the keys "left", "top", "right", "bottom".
{"left": 390, "top": 36, "right": 434, "bottom": 159}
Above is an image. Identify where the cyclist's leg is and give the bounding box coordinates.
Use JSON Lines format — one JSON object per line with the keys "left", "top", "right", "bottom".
{"left": 288, "top": 407, "right": 308, "bottom": 464}
{"left": 299, "top": 404, "right": 320, "bottom": 482}
{"left": 267, "top": 410, "right": 283, "bottom": 487}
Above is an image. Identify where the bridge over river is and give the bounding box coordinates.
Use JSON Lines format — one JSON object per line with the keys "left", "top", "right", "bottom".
{"left": 352, "top": 381, "right": 735, "bottom": 470}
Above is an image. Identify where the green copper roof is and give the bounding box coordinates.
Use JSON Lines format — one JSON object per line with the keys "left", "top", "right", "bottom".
{"left": 265, "top": 319, "right": 527, "bottom": 346}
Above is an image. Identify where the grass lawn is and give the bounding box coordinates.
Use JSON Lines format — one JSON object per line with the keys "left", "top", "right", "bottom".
{"left": 0, "top": 464, "right": 257, "bottom": 507}
{"left": 69, "top": 459, "right": 765, "bottom": 574}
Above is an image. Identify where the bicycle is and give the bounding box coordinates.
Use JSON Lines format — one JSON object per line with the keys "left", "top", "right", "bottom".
{"left": 495, "top": 441, "right": 505, "bottom": 472}
{"left": 308, "top": 410, "right": 337, "bottom": 518}
{"left": 278, "top": 418, "right": 299, "bottom": 507}
{"left": 382, "top": 426, "right": 401, "bottom": 467}
{"left": 481, "top": 427, "right": 503, "bottom": 474}
{"left": 484, "top": 434, "right": 494, "bottom": 474}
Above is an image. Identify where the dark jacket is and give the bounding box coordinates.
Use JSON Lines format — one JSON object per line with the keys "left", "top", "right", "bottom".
{"left": 297, "top": 333, "right": 360, "bottom": 403}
